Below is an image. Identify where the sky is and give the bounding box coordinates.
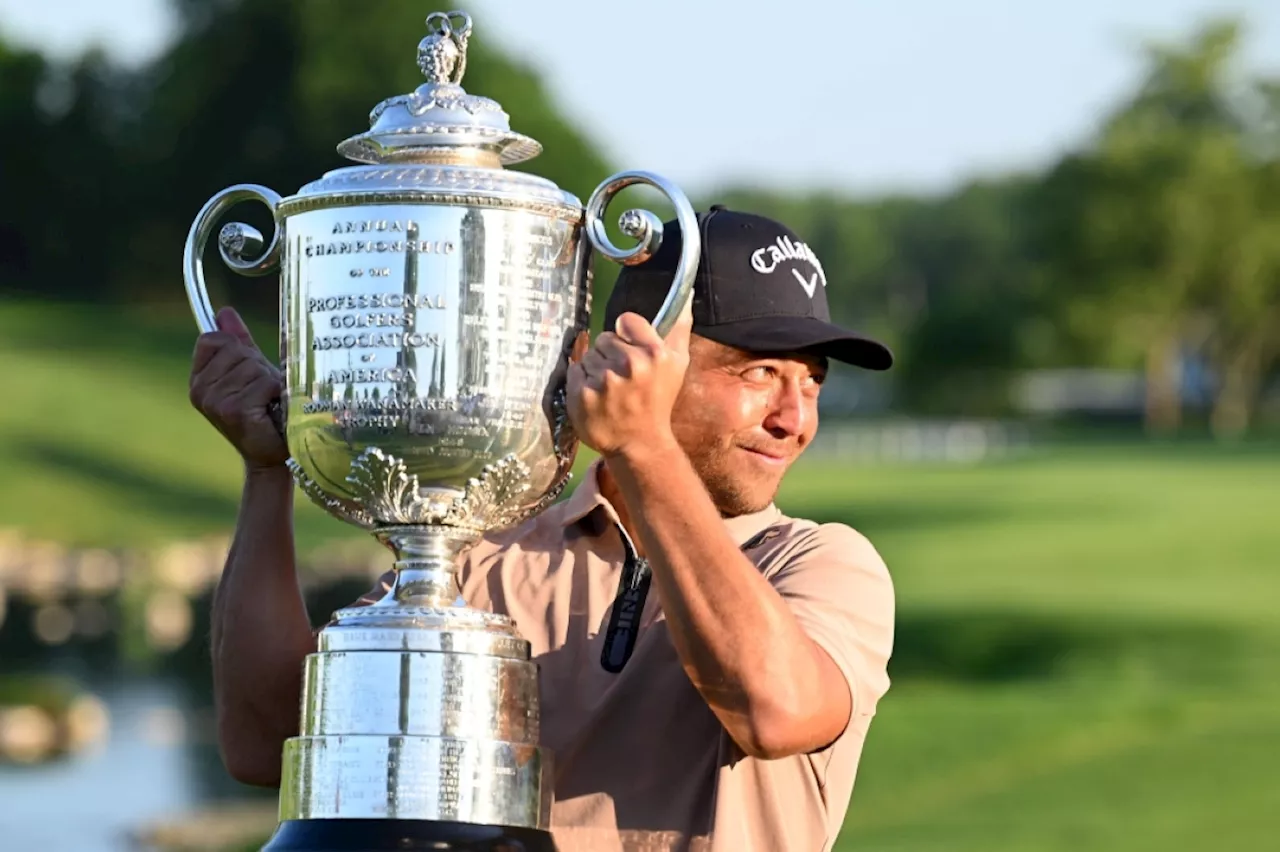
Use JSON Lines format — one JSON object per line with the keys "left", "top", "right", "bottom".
{"left": 2, "top": 0, "right": 1279, "bottom": 197}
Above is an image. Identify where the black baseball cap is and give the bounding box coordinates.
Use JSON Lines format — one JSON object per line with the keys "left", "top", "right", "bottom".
{"left": 603, "top": 205, "right": 893, "bottom": 370}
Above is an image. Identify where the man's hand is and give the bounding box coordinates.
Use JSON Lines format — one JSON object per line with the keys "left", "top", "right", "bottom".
{"left": 565, "top": 301, "right": 693, "bottom": 459}
{"left": 189, "top": 306, "right": 288, "bottom": 471}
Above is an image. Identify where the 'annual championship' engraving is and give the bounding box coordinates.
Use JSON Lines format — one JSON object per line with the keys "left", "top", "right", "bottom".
{"left": 303, "top": 220, "right": 455, "bottom": 257}
{"left": 305, "top": 239, "right": 455, "bottom": 257}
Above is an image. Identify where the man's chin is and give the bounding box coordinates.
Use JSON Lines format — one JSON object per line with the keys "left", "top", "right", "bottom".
{"left": 688, "top": 453, "right": 782, "bottom": 513}
{"left": 717, "top": 499, "right": 776, "bottom": 519}
{"left": 712, "top": 478, "right": 782, "bottom": 518}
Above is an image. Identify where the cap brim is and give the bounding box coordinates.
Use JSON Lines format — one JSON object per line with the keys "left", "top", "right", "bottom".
{"left": 696, "top": 316, "right": 894, "bottom": 371}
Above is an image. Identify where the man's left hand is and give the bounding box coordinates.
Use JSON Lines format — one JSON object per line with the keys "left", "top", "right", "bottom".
{"left": 565, "top": 302, "right": 692, "bottom": 458}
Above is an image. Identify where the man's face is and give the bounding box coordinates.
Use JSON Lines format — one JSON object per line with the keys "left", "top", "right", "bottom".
{"left": 670, "top": 335, "right": 828, "bottom": 517}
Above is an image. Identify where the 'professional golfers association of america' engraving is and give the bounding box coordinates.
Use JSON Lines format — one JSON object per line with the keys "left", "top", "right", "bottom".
{"left": 182, "top": 8, "right": 700, "bottom": 850}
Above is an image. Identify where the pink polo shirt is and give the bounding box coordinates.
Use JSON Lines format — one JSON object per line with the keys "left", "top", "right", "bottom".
{"left": 357, "top": 459, "right": 894, "bottom": 851}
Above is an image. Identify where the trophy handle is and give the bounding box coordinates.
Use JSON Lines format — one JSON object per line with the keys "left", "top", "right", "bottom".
{"left": 182, "top": 183, "right": 284, "bottom": 333}
{"left": 583, "top": 170, "right": 700, "bottom": 338}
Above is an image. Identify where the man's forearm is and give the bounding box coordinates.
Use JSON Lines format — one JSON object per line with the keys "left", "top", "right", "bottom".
{"left": 210, "top": 464, "right": 316, "bottom": 786}
{"left": 607, "top": 443, "right": 849, "bottom": 758}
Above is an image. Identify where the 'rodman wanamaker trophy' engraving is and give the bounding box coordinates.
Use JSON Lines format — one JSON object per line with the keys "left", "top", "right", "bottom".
{"left": 181, "top": 10, "right": 699, "bottom": 851}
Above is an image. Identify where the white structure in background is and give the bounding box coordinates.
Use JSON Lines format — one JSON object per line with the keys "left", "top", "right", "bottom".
{"left": 1013, "top": 368, "right": 1147, "bottom": 415}
{"left": 810, "top": 419, "right": 1031, "bottom": 465}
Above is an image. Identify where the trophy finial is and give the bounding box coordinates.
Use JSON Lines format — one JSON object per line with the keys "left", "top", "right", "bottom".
{"left": 337, "top": 9, "right": 542, "bottom": 166}
{"left": 418, "top": 11, "right": 473, "bottom": 85}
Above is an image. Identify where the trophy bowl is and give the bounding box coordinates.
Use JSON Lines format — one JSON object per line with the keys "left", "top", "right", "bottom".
{"left": 181, "top": 9, "right": 699, "bottom": 851}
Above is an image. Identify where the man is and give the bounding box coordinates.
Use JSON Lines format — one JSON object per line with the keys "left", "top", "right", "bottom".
{"left": 190, "top": 205, "right": 896, "bottom": 852}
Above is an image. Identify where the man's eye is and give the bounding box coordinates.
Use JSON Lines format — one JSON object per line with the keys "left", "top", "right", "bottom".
{"left": 743, "top": 366, "right": 772, "bottom": 382}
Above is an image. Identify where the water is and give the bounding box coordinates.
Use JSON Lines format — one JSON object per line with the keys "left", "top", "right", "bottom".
{"left": 0, "top": 673, "right": 268, "bottom": 852}
{"left": 0, "top": 579, "right": 367, "bottom": 851}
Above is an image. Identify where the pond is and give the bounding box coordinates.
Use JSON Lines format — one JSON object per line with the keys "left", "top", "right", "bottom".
{"left": 0, "top": 668, "right": 273, "bottom": 852}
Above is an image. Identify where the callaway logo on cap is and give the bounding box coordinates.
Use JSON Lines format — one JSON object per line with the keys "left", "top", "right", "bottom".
{"left": 604, "top": 205, "right": 893, "bottom": 370}
{"left": 749, "top": 235, "right": 828, "bottom": 298}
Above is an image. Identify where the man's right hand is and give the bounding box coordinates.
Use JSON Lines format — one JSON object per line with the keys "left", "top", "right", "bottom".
{"left": 189, "top": 306, "right": 288, "bottom": 471}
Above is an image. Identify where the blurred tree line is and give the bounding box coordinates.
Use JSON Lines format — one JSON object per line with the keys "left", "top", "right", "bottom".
{"left": 718, "top": 20, "right": 1280, "bottom": 439}
{"left": 1, "top": 2, "right": 1276, "bottom": 438}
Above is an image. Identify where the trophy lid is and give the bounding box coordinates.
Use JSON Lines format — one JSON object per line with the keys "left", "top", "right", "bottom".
{"left": 336, "top": 11, "right": 541, "bottom": 167}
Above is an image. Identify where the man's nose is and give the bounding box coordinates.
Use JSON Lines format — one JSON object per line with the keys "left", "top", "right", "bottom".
{"left": 764, "top": 381, "right": 812, "bottom": 437}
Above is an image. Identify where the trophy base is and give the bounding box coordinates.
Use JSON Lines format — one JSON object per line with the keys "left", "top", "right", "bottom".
{"left": 261, "top": 819, "right": 558, "bottom": 851}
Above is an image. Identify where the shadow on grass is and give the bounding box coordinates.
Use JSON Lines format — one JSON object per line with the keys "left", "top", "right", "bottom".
{"left": 889, "top": 607, "right": 1257, "bottom": 686}
{"left": 18, "top": 437, "right": 238, "bottom": 527}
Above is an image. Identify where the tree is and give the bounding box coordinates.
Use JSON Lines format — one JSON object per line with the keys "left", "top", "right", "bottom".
{"left": 1194, "top": 87, "right": 1280, "bottom": 438}
{"left": 709, "top": 179, "right": 1045, "bottom": 417}
{"left": 0, "top": 37, "right": 48, "bottom": 290}
{"left": 1029, "top": 18, "right": 1279, "bottom": 436}
{"left": 2, "top": 0, "right": 615, "bottom": 319}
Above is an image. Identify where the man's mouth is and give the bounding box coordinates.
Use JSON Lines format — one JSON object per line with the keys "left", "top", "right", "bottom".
{"left": 739, "top": 445, "right": 791, "bottom": 464}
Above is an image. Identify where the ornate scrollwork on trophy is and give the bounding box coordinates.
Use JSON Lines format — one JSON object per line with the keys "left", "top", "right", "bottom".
{"left": 217, "top": 222, "right": 261, "bottom": 263}
{"left": 370, "top": 92, "right": 504, "bottom": 124}
{"left": 440, "top": 454, "right": 535, "bottom": 530}
{"left": 289, "top": 449, "right": 539, "bottom": 535}
{"left": 348, "top": 447, "right": 438, "bottom": 524}
{"left": 286, "top": 458, "right": 376, "bottom": 528}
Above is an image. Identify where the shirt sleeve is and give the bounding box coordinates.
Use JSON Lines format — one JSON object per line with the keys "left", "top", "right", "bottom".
{"left": 764, "top": 523, "right": 895, "bottom": 731}
{"left": 352, "top": 570, "right": 394, "bottom": 606}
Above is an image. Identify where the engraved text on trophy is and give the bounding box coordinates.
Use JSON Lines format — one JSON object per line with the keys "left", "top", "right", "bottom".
{"left": 281, "top": 203, "right": 583, "bottom": 499}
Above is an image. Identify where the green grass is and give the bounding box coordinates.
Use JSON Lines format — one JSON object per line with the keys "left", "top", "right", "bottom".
{"left": 839, "top": 677, "right": 1280, "bottom": 850}
{"left": 0, "top": 300, "right": 367, "bottom": 549}
{"left": 779, "top": 443, "right": 1277, "bottom": 626}
{"left": 3, "top": 299, "right": 1278, "bottom": 850}
{"left": 780, "top": 444, "right": 1280, "bottom": 850}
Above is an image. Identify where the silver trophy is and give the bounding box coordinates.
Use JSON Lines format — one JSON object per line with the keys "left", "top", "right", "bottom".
{"left": 182, "top": 10, "right": 698, "bottom": 851}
